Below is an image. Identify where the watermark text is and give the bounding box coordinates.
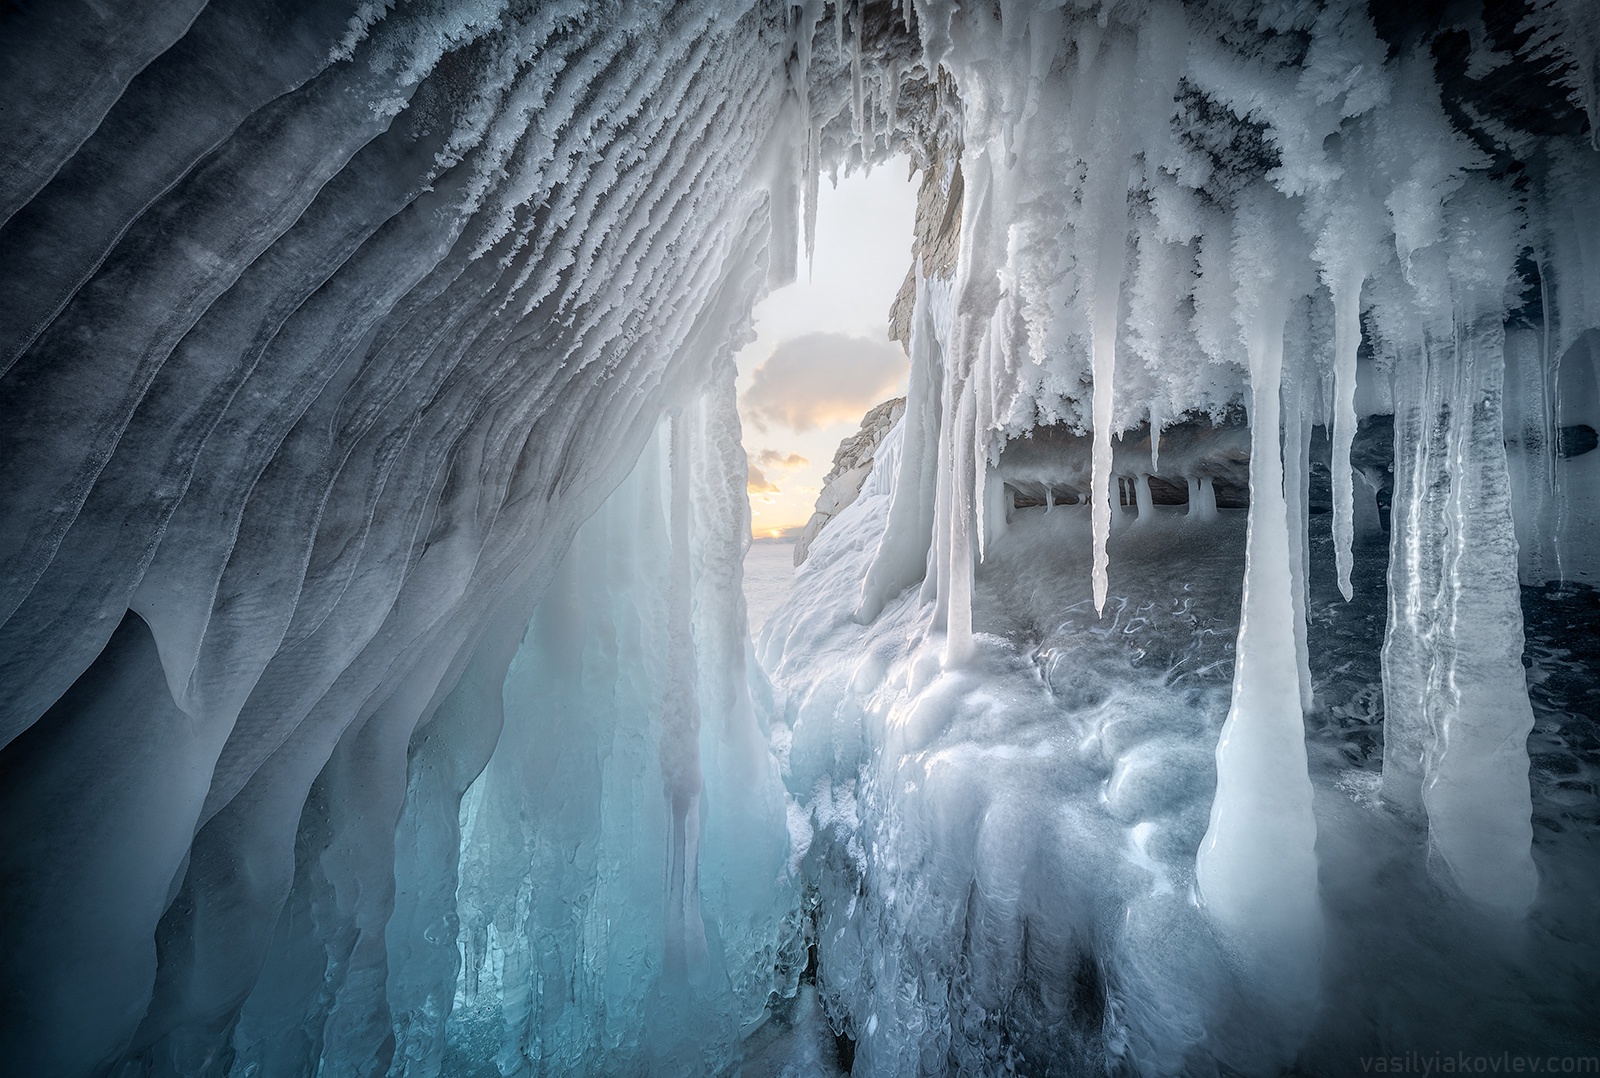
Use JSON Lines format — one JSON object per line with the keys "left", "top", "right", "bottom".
{"left": 1360, "top": 1053, "right": 1599, "bottom": 1074}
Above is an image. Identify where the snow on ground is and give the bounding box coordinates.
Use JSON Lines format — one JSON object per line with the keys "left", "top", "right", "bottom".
{"left": 756, "top": 417, "right": 1600, "bottom": 1075}
{"left": 744, "top": 539, "right": 799, "bottom": 635}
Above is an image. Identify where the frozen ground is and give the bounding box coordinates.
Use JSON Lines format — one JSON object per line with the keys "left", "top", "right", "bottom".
{"left": 745, "top": 540, "right": 799, "bottom": 636}
{"left": 757, "top": 442, "right": 1600, "bottom": 1074}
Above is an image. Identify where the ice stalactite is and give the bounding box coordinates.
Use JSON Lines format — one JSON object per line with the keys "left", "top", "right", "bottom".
{"left": 663, "top": 412, "right": 709, "bottom": 975}
{"left": 1321, "top": 246, "right": 1377, "bottom": 600}
{"left": 1195, "top": 189, "right": 1322, "bottom": 1036}
{"left": 1084, "top": 33, "right": 1136, "bottom": 618}
{"left": 1282, "top": 307, "right": 1317, "bottom": 712}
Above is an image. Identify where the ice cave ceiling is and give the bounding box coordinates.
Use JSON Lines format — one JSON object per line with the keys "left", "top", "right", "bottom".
{"left": 1, "top": 1, "right": 1597, "bottom": 1076}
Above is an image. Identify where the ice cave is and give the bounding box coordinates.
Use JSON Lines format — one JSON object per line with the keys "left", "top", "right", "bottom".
{"left": 2, "top": 0, "right": 1598, "bottom": 1075}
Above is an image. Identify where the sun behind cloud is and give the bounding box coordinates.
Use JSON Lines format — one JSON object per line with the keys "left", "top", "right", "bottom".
{"left": 740, "top": 332, "right": 909, "bottom": 433}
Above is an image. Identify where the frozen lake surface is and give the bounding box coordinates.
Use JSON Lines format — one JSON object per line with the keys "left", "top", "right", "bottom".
{"left": 744, "top": 539, "right": 797, "bottom": 635}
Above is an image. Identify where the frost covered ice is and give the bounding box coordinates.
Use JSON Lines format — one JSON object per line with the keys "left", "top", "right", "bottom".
{"left": 0, "top": 1, "right": 1598, "bottom": 1077}
{"left": 760, "top": 0, "right": 1600, "bottom": 1072}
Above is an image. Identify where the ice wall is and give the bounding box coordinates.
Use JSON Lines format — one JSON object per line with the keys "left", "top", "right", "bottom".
{"left": 0, "top": 2, "right": 832, "bottom": 1074}
{"left": 442, "top": 381, "right": 796, "bottom": 1076}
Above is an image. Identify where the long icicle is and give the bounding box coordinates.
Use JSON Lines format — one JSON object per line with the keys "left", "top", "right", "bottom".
{"left": 1084, "top": 38, "right": 1133, "bottom": 617}
{"left": 1329, "top": 267, "right": 1364, "bottom": 600}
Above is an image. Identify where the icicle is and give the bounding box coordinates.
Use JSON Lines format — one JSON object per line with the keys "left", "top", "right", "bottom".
{"left": 849, "top": 4, "right": 864, "bottom": 146}
{"left": 887, "top": 62, "right": 901, "bottom": 145}
{"left": 789, "top": 0, "right": 826, "bottom": 280}
{"left": 765, "top": 97, "right": 804, "bottom": 290}
{"left": 1282, "top": 324, "right": 1315, "bottom": 713}
{"left": 1329, "top": 269, "right": 1365, "bottom": 600}
{"left": 803, "top": 119, "right": 821, "bottom": 277}
{"left": 663, "top": 413, "right": 706, "bottom": 973}
{"left": 1148, "top": 400, "right": 1163, "bottom": 473}
{"left": 1089, "top": 280, "right": 1122, "bottom": 616}
{"left": 1083, "top": 35, "right": 1135, "bottom": 618}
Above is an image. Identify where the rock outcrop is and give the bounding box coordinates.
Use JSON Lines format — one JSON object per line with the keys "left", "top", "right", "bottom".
{"left": 794, "top": 397, "right": 906, "bottom": 565}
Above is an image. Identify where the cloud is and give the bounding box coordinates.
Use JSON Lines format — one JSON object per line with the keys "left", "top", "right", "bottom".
{"left": 740, "top": 332, "right": 908, "bottom": 432}
{"left": 747, "top": 463, "right": 780, "bottom": 494}
{"left": 755, "top": 449, "right": 809, "bottom": 471}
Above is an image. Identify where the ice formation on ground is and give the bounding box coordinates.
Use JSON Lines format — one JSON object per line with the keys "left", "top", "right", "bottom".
{"left": 0, "top": 1, "right": 1597, "bottom": 1076}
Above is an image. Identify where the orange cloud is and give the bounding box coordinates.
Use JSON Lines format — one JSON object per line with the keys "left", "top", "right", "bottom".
{"left": 740, "top": 332, "right": 908, "bottom": 432}
{"left": 746, "top": 463, "right": 780, "bottom": 494}
{"left": 755, "top": 449, "right": 809, "bottom": 471}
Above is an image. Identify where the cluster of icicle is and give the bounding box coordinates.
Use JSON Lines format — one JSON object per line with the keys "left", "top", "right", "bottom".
{"left": 834, "top": 0, "right": 1598, "bottom": 1033}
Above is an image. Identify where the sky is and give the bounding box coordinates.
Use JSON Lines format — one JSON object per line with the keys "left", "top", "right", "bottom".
{"left": 736, "top": 161, "right": 918, "bottom": 539}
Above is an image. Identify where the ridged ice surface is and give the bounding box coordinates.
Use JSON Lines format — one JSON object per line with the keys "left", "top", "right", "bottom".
{"left": 0, "top": 2, "right": 819, "bottom": 1073}
{"left": 1, "top": 1, "right": 1598, "bottom": 1076}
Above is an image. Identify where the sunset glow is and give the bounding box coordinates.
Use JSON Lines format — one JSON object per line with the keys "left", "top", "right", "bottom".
{"left": 734, "top": 166, "right": 916, "bottom": 538}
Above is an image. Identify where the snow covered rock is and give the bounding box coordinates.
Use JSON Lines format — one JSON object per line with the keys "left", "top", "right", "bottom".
{"left": 794, "top": 396, "right": 907, "bottom": 565}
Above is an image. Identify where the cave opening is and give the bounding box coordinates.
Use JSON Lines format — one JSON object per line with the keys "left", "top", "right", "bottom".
{"left": 2, "top": 2, "right": 1599, "bottom": 1076}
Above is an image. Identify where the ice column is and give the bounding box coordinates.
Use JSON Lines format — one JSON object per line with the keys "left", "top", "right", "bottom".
{"left": 1196, "top": 191, "right": 1321, "bottom": 1033}
{"left": 663, "top": 411, "right": 708, "bottom": 973}
{"left": 1380, "top": 191, "right": 1539, "bottom": 916}
{"left": 856, "top": 273, "right": 946, "bottom": 623}
{"left": 1382, "top": 334, "right": 1451, "bottom": 817}
{"left": 447, "top": 391, "right": 796, "bottom": 1072}
{"left": 1420, "top": 314, "right": 1539, "bottom": 916}
{"left": 1384, "top": 323, "right": 1538, "bottom": 915}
